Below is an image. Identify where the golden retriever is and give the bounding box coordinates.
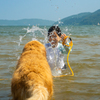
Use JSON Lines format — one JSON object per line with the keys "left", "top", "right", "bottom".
{"left": 11, "top": 40, "right": 53, "bottom": 100}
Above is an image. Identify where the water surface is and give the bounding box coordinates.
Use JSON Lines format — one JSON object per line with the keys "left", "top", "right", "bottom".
{"left": 0, "top": 26, "right": 100, "bottom": 100}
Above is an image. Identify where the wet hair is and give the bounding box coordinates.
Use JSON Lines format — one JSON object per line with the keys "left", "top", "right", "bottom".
{"left": 48, "top": 26, "right": 61, "bottom": 37}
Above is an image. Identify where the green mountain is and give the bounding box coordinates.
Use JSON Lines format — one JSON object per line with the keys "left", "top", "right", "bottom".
{"left": 1, "top": 9, "right": 100, "bottom": 26}
{"left": 0, "top": 19, "right": 55, "bottom": 26}
{"left": 80, "top": 9, "right": 100, "bottom": 25}
{"left": 55, "top": 9, "right": 100, "bottom": 25}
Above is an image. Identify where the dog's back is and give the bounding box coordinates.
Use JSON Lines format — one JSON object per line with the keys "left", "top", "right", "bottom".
{"left": 11, "top": 41, "right": 53, "bottom": 100}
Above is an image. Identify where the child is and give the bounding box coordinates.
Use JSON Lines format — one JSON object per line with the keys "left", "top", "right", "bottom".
{"left": 45, "top": 26, "right": 70, "bottom": 72}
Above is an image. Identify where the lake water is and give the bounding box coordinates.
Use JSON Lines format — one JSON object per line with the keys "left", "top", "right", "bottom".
{"left": 0, "top": 25, "right": 100, "bottom": 100}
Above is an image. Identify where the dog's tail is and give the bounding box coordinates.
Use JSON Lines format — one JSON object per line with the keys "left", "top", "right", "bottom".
{"left": 27, "top": 86, "right": 50, "bottom": 100}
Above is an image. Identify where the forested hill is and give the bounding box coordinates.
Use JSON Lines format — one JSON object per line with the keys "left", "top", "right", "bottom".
{"left": 55, "top": 9, "right": 100, "bottom": 25}
{"left": 0, "top": 9, "right": 100, "bottom": 26}
{"left": 0, "top": 19, "right": 55, "bottom": 26}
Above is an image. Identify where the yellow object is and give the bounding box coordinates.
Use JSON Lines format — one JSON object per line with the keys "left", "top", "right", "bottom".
{"left": 0, "top": 78, "right": 11, "bottom": 81}
{"left": 54, "top": 36, "right": 74, "bottom": 77}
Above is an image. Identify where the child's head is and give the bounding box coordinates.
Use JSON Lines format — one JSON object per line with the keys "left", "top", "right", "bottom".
{"left": 48, "top": 26, "right": 62, "bottom": 48}
{"left": 48, "top": 26, "right": 61, "bottom": 37}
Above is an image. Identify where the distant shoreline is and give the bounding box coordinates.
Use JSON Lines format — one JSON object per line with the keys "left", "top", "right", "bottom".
{"left": 0, "top": 9, "right": 100, "bottom": 26}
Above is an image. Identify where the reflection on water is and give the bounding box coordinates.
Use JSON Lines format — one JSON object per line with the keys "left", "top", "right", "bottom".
{"left": 0, "top": 26, "right": 100, "bottom": 100}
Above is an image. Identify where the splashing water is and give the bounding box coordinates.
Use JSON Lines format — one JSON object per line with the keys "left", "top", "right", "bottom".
{"left": 14, "top": 25, "right": 72, "bottom": 76}
{"left": 23, "top": 26, "right": 48, "bottom": 44}
{"left": 54, "top": 18, "right": 63, "bottom": 26}
{"left": 12, "top": 26, "right": 48, "bottom": 60}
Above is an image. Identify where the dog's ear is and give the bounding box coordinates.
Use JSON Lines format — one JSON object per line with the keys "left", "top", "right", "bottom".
{"left": 33, "top": 41, "right": 46, "bottom": 57}
{"left": 40, "top": 46, "right": 46, "bottom": 57}
{"left": 22, "top": 41, "right": 46, "bottom": 57}
{"left": 22, "top": 41, "right": 38, "bottom": 52}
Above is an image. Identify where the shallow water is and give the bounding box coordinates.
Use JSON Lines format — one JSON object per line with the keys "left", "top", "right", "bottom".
{"left": 0, "top": 26, "right": 100, "bottom": 100}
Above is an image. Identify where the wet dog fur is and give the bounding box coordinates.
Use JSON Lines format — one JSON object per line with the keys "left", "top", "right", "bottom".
{"left": 11, "top": 40, "right": 53, "bottom": 100}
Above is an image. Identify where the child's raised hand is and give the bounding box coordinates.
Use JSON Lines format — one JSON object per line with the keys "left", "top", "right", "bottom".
{"left": 53, "top": 31, "right": 61, "bottom": 42}
{"left": 61, "top": 34, "right": 67, "bottom": 43}
{"left": 61, "top": 34, "right": 66, "bottom": 40}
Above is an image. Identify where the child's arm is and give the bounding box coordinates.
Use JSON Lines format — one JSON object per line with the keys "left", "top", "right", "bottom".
{"left": 60, "top": 34, "right": 71, "bottom": 54}
{"left": 59, "top": 42, "right": 70, "bottom": 54}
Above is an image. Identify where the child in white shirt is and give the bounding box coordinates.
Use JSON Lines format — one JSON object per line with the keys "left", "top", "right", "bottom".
{"left": 45, "top": 26, "right": 70, "bottom": 72}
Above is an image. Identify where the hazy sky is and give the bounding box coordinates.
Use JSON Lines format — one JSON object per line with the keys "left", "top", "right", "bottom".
{"left": 0, "top": 0, "right": 100, "bottom": 21}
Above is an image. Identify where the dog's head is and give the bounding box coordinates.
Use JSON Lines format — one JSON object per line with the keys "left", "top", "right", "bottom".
{"left": 22, "top": 40, "right": 46, "bottom": 57}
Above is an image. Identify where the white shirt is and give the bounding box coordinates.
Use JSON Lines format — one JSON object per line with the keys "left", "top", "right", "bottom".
{"left": 45, "top": 43, "right": 69, "bottom": 70}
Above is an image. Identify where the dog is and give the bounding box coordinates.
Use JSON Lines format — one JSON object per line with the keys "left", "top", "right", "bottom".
{"left": 11, "top": 40, "right": 53, "bottom": 100}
